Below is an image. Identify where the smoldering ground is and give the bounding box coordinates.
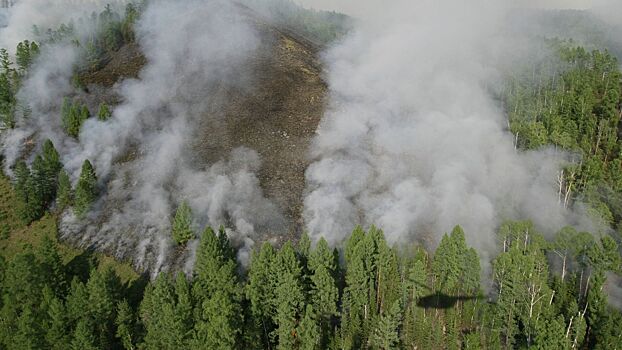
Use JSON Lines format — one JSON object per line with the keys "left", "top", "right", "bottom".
{"left": 2, "top": 0, "right": 285, "bottom": 274}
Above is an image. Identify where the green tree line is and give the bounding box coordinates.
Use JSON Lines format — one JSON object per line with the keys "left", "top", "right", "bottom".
{"left": 505, "top": 41, "right": 622, "bottom": 232}
{"left": 0, "top": 221, "right": 620, "bottom": 349}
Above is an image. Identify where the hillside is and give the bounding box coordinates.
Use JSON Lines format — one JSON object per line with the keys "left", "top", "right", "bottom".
{"left": 72, "top": 5, "right": 327, "bottom": 243}
{"left": 1, "top": 1, "right": 622, "bottom": 349}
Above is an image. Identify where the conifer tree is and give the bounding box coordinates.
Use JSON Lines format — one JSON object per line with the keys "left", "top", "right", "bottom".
{"left": 191, "top": 226, "right": 241, "bottom": 349}
{"left": 15, "top": 40, "right": 39, "bottom": 72}
{"left": 299, "top": 304, "right": 321, "bottom": 350}
{"left": 246, "top": 242, "right": 277, "bottom": 347}
{"left": 56, "top": 169, "right": 72, "bottom": 209}
{"left": 44, "top": 294, "right": 69, "bottom": 350}
{"left": 65, "top": 278, "right": 90, "bottom": 327}
{"left": 115, "top": 300, "right": 136, "bottom": 350}
{"left": 12, "top": 306, "right": 45, "bottom": 350}
{"left": 140, "top": 273, "right": 193, "bottom": 349}
{"left": 273, "top": 242, "right": 305, "bottom": 350}
{"left": 71, "top": 319, "right": 98, "bottom": 350}
{"left": 31, "top": 155, "right": 53, "bottom": 208}
{"left": 40, "top": 139, "right": 63, "bottom": 204}
{"left": 86, "top": 267, "right": 120, "bottom": 348}
{"left": 309, "top": 237, "right": 339, "bottom": 341}
{"left": 37, "top": 234, "right": 66, "bottom": 296}
{"left": 61, "top": 99, "right": 90, "bottom": 138}
{"left": 370, "top": 301, "right": 402, "bottom": 350}
{"left": 74, "top": 160, "right": 97, "bottom": 218}
{"left": 13, "top": 160, "right": 45, "bottom": 223}
{"left": 171, "top": 201, "right": 194, "bottom": 245}
{"left": 97, "top": 102, "right": 112, "bottom": 121}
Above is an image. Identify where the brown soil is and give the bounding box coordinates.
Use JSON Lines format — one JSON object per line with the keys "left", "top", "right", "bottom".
{"left": 193, "top": 14, "right": 327, "bottom": 239}
{"left": 80, "top": 43, "right": 146, "bottom": 87}
{"left": 77, "top": 7, "right": 327, "bottom": 240}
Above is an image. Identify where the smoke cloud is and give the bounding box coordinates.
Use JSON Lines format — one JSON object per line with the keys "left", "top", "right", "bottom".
{"left": 2, "top": 0, "right": 284, "bottom": 273}
{"left": 0, "top": 0, "right": 608, "bottom": 276}
{"left": 302, "top": 0, "right": 594, "bottom": 266}
{"left": 0, "top": 0, "right": 126, "bottom": 49}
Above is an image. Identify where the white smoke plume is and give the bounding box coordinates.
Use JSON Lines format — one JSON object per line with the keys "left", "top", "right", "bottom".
{"left": 0, "top": 0, "right": 127, "bottom": 49}
{"left": 2, "top": 0, "right": 284, "bottom": 273}
{"left": 302, "top": 0, "right": 594, "bottom": 265}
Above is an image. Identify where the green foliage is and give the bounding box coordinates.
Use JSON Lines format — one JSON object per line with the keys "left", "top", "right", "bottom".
{"left": 15, "top": 40, "right": 40, "bottom": 72}
{"left": 299, "top": 304, "right": 321, "bottom": 350}
{"left": 171, "top": 201, "right": 195, "bottom": 245}
{"left": 0, "top": 48, "right": 16, "bottom": 128}
{"left": 243, "top": 0, "right": 351, "bottom": 44}
{"left": 505, "top": 42, "right": 622, "bottom": 230}
{"left": 74, "top": 160, "right": 98, "bottom": 218}
{"left": 191, "top": 226, "right": 242, "bottom": 349}
{"left": 9, "top": 139, "right": 62, "bottom": 222}
{"left": 97, "top": 102, "right": 112, "bottom": 121}
{"left": 370, "top": 301, "right": 402, "bottom": 350}
{"left": 56, "top": 169, "right": 72, "bottom": 209}
{"left": 0, "top": 219, "right": 620, "bottom": 349}
{"left": 273, "top": 241, "right": 306, "bottom": 349}
{"left": 69, "top": 2, "right": 142, "bottom": 70}
{"left": 61, "top": 98, "right": 90, "bottom": 138}
{"left": 140, "top": 273, "right": 190, "bottom": 349}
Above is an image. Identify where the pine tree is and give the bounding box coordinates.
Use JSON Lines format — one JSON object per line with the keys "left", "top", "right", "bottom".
{"left": 174, "top": 272, "right": 194, "bottom": 335}
{"left": 14, "top": 160, "right": 45, "bottom": 223}
{"left": 42, "top": 140, "right": 62, "bottom": 179}
{"left": 299, "top": 304, "right": 321, "bottom": 350}
{"left": 370, "top": 301, "right": 402, "bottom": 350}
{"left": 246, "top": 242, "right": 277, "bottom": 347}
{"left": 56, "top": 169, "right": 72, "bottom": 209}
{"left": 74, "top": 160, "right": 97, "bottom": 218}
{"left": 273, "top": 242, "right": 305, "bottom": 350}
{"left": 71, "top": 319, "right": 98, "bottom": 350}
{"left": 341, "top": 230, "right": 372, "bottom": 349}
{"left": 37, "top": 234, "right": 66, "bottom": 296}
{"left": 86, "top": 267, "right": 121, "bottom": 348}
{"left": 3, "top": 252, "right": 45, "bottom": 310}
{"left": 140, "top": 273, "right": 191, "bottom": 349}
{"left": 12, "top": 306, "right": 45, "bottom": 349}
{"left": 61, "top": 99, "right": 90, "bottom": 138}
{"left": 309, "top": 237, "right": 338, "bottom": 345}
{"left": 115, "top": 300, "right": 136, "bottom": 350}
{"left": 171, "top": 201, "right": 194, "bottom": 245}
{"left": 31, "top": 154, "right": 52, "bottom": 207}
{"left": 41, "top": 139, "right": 62, "bottom": 203}
{"left": 65, "top": 278, "right": 90, "bottom": 327}
{"left": 15, "top": 40, "right": 39, "bottom": 72}
{"left": 191, "top": 226, "right": 242, "bottom": 349}
{"left": 44, "top": 294, "right": 69, "bottom": 350}
{"left": 432, "top": 228, "right": 461, "bottom": 294}
{"left": 97, "top": 102, "right": 112, "bottom": 121}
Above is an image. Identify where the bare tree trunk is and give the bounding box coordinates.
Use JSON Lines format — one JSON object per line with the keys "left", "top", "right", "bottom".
{"left": 562, "top": 255, "right": 567, "bottom": 282}
{"left": 558, "top": 170, "right": 564, "bottom": 205}
{"left": 566, "top": 315, "right": 574, "bottom": 338}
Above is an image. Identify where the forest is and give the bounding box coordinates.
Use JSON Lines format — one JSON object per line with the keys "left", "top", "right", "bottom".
{"left": 0, "top": 1, "right": 622, "bottom": 349}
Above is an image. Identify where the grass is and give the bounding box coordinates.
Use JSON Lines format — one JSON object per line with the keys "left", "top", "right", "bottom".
{"left": 0, "top": 174, "right": 139, "bottom": 284}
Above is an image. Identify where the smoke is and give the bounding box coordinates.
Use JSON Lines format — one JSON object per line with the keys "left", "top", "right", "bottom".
{"left": 0, "top": 0, "right": 126, "bottom": 49}
{"left": 0, "top": 0, "right": 608, "bottom": 276}
{"left": 296, "top": 0, "right": 593, "bottom": 19}
{"left": 2, "top": 0, "right": 284, "bottom": 273}
{"left": 592, "top": 0, "right": 622, "bottom": 27}
{"left": 302, "top": 0, "right": 594, "bottom": 266}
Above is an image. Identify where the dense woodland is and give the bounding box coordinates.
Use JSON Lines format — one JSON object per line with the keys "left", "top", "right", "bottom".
{"left": 505, "top": 42, "right": 622, "bottom": 231}
{"left": 0, "top": 2, "right": 622, "bottom": 350}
